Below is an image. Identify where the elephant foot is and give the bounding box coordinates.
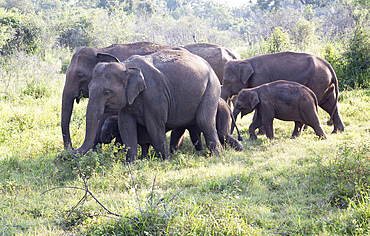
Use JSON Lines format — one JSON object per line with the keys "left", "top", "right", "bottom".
{"left": 234, "top": 143, "right": 243, "bottom": 151}
{"left": 332, "top": 126, "right": 344, "bottom": 134}
{"left": 249, "top": 135, "right": 257, "bottom": 141}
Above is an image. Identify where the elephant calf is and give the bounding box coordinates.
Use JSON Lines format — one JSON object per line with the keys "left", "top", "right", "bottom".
{"left": 233, "top": 80, "right": 327, "bottom": 140}
{"left": 99, "top": 115, "right": 152, "bottom": 156}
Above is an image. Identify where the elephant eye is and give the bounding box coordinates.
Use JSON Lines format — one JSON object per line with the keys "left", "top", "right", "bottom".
{"left": 103, "top": 90, "right": 110, "bottom": 96}
{"left": 76, "top": 73, "right": 85, "bottom": 81}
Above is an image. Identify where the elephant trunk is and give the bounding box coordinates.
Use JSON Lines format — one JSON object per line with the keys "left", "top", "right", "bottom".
{"left": 61, "top": 89, "right": 77, "bottom": 150}
{"left": 221, "top": 87, "right": 232, "bottom": 105}
{"left": 231, "top": 108, "right": 240, "bottom": 134}
{"left": 73, "top": 100, "right": 104, "bottom": 156}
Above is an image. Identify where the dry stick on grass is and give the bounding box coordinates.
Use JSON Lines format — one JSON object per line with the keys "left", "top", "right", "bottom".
{"left": 42, "top": 155, "right": 184, "bottom": 225}
{"left": 42, "top": 156, "right": 121, "bottom": 218}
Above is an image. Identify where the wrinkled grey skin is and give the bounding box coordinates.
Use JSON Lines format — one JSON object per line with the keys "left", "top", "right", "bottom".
{"left": 72, "top": 49, "right": 221, "bottom": 162}
{"left": 170, "top": 98, "right": 243, "bottom": 152}
{"left": 98, "top": 115, "right": 151, "bottom": 157}
{"left": 233, "top": 80, "right": 327, "bottom": 140}
{"left": 62, "top": 42, "right": 179, "bottom": 150}
{"left": 221, "top": 52, "right": 344, "bottom": 134}
{"left": 184, "top": 43, "right": 241, "bottom": 84}
{"left": 62, "top": 42, "right": 240, "bottom": 150}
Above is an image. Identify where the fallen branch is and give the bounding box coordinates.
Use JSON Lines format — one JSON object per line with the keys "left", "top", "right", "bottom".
{"left": 42, "top": 156, "right": 120, "bottom": 217}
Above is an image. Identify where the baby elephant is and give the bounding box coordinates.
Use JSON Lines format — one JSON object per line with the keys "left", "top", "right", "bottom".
{"left": 233, "top": 80, "right": 327, "bottom": 140}
{"left": 100, "top": 116, "right": 152, "bottom": 156}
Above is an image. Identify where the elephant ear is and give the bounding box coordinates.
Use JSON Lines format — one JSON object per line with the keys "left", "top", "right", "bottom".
{"left": 97, "top": 53, "right": 120, "bottom": 63}
{"left": 238, "top": 62, "right": 254, "bottom": 85}
{"left": 125, "top": 68, "right": 147, "bottom": 105}
{"left": 250, "top": 91, "right": 260, "bottom": 109}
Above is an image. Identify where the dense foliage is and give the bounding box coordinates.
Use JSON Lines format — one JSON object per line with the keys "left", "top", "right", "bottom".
{"left": 0, "top": 0, "right": 369, "bottom": 92}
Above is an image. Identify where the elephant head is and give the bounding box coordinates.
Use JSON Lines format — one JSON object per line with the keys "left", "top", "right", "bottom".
{"left": 221, "top": 60, "right": 254, "bottom": 102}
{"left": 233, "top": 89, "right": 259, "bottom": 120}
{"left": 100, "top": 116, "right": 120, "bottom": 144}
{"left": 61, "top": 48, "right": 120, "bottom": 149}
{"left": 72, "top": 60, "right": 146, "bottom": 155}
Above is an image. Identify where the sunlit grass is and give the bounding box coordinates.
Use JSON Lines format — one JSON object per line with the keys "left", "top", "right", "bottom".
{"left": 0, "top": 79, "right": 369, "bottom": 235}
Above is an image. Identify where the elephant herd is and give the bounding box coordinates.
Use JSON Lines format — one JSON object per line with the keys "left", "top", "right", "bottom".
{"left": 61, "top": 41, "right": 344, "bottom": 162}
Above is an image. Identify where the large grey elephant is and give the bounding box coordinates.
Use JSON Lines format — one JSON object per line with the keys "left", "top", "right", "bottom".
{"left": 62, "top": 42, "right": 178, "bottom": 150}
{"left": 233, "top": 81, "right": 327, "bottom": 140}
{"left": 221, "top": 51, "right": 345, "bottom": 134}
{"left": 62, "top": 41, "right": 240, "bottom": 150}
{"left": 72, "top": 49, "right": 222, "bottom": 162}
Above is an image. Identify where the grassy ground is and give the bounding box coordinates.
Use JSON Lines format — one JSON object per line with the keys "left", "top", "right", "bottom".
{"left": 0, "top": 78, "right": 369, "bottom": 235}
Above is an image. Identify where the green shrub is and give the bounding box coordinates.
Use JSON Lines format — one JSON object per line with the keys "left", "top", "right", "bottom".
{"left": 291, "top": 18, "right": 316, "bottom": 52}
{"left": 263, "top": 27, "right": 292, "bottom": 53}
{"left": 0, "top": 8, "right": 43, "bottom": 55}
{"left": 341, "top": 27, "right": 370, "bottom": 89}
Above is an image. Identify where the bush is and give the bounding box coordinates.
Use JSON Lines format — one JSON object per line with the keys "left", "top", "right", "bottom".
{"left": 0, "top": 8, "right": 43, "bottom": 55}
{"left": 291, "top": 18, "right": 316, "bottom": 51}
{"left": 341, "top": 26, "right": 370, "bottom": 89}
{"left": 263, "top": 27, "right": 292, "bottom": 53}
{"left": 56, "top": 8, "right": 95, "bottom": 49}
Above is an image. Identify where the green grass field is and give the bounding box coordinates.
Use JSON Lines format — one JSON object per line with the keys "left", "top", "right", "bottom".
{"left": 0, "top": 78, "right": 369, "bottom": 235}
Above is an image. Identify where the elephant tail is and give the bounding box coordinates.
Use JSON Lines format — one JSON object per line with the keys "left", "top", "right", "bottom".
{"left": 227, "top": 101, "right": 243, "bottom": 141}
{"left": 328, "top": 63, "right": 340, "bottom": 124}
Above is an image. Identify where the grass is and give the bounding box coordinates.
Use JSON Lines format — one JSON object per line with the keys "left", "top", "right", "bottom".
{"left": 0, "top": 77, "right": 369, "bottom": 235}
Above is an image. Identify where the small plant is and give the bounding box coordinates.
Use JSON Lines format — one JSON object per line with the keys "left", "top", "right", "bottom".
{"left": 263, "top": 27, "right": 292, "bottom": 53}
{"left": 22, "top": 80, "right": 50, "bottom": 99}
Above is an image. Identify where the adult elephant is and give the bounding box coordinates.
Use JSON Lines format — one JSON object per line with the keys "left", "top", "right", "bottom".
{"left": 72, "top": 49, "right": 222, "bottom": 162}
{"left": 221, "top": 51, "right": 345, "bottom": 134}
{"left": 183, "top": 43, "right": 241, "bottom": 84}
{"left": 62, "top": 42, "right": 178, "bottom": 150}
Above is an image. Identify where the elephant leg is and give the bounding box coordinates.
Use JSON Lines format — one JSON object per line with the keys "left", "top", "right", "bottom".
{"left": 291, "top": 121, "right": 304, "bottom": 139}
{"left": 318, "top": 86, "right": 344, "bottom": 133}
{"left": 311, "top": 124, "right": 327, "bottom": 139}
{"left": 170, "top": 127, "right": 186, "bottom": 152}
{"left": 118, "top": 112, "right": 138, "bottom": 163}
{"left": 187, "top": 125, "right": 203, "bottom": 151}
{"left": 146, "top": 121, "right": 169, "bottom": 160}
{"left": 261, "top": 116, "right": 274, "bottom": 140}
{"left": 248, "top": 113, "right": 262, "bottom": 140}
{"left": 252, "top": 111, "right": 266, "bottom": 135}
{"left": 140, "top": 143, "right": 150, "bottom": 157}
{"left": 304, "top": 113, "right": 327, "bottom": 140}
{"left": 196, "top": 104, "right": 221, "bottom": 154}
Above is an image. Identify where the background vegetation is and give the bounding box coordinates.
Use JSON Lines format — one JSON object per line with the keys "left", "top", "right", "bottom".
{"left": 0, "top": 0, "right": 369, "bottom": 235}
